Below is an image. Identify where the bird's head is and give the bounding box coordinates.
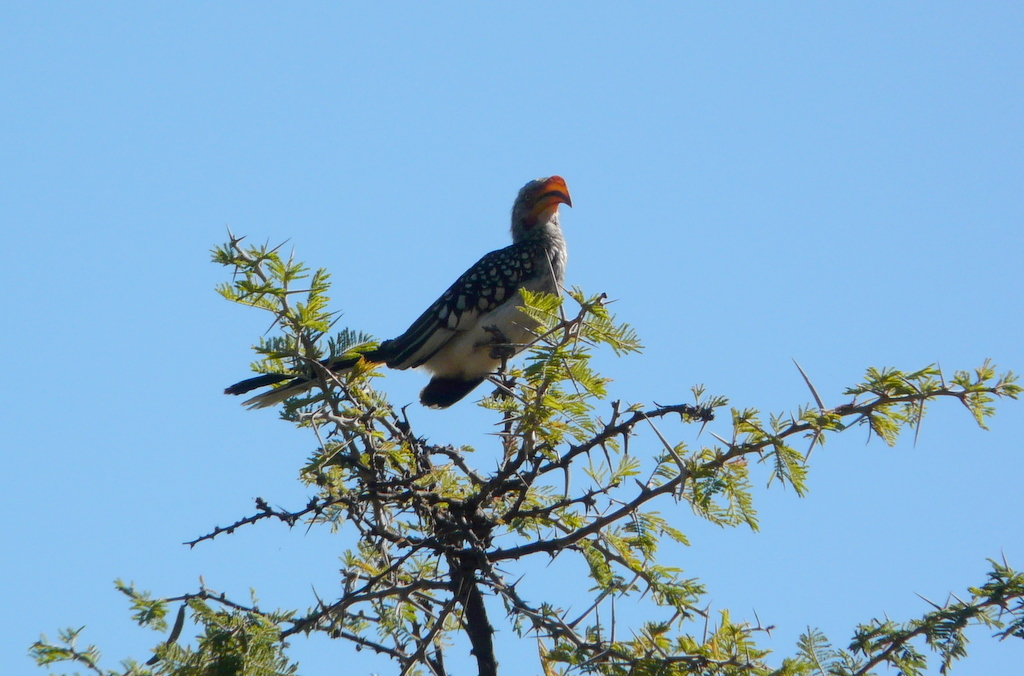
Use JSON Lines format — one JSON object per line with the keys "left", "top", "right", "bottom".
{"left": 511, "top": 176, "right": 572, "bottom": 239}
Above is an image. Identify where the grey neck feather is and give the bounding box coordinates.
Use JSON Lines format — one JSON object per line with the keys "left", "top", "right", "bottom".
{"left": 512, "top": 211, "right": 567, "bottom": 288}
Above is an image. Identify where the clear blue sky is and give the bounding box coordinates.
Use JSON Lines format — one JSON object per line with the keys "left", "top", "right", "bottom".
{"left": 3, "top": 3, "right": 1022, "bottom": 675}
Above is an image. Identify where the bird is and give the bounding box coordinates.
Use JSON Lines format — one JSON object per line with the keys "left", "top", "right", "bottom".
{"left": 225, "top": 176, "right": 572, "bottom": 409}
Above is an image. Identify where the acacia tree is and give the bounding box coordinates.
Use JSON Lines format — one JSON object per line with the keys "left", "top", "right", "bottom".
{"left": 33, "top": 236, "right": 1024, "bottom": 676}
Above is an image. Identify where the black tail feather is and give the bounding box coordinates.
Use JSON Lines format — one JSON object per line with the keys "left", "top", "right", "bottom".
{"left": 419, "top": 376, "right": 486, "bottom": 409}
{"left": 224, "top": 352, "right": 373, "bottom": 408}
{"left": 224, "top": 373, "right": 294, "bottom": 396}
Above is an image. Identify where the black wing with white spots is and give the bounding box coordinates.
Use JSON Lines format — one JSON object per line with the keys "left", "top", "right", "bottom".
{"left": 381, "top": 239, "right": 552, "bottom": 370}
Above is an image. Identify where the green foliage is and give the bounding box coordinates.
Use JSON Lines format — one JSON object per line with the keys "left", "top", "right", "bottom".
{"left": 116, "top": 580, "right": 169, "bottom": 631}
{"left": 150, "top": 596, "right": 296, "bottom": 676}
{"left": 33, "top": 583, "right": 298, "bottom": 676}
{"left": 32, "top": 236, "right": 1023, "bottom": 676}
{"left": 30, "top": 626, "right": 151, "bottom": 676}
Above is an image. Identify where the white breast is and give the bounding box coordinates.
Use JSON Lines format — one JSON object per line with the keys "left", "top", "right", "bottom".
{"left": 421, "top": 291, "right": 540, "bottom": 380}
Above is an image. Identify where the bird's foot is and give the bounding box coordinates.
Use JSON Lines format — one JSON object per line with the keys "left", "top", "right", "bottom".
{"left": 483, "top": 325, "right": 517, "bottom": 361}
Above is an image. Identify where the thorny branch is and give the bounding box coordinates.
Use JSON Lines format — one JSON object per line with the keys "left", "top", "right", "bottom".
{"left": 68, "top": 237, "right": 1013, "bottom": 676}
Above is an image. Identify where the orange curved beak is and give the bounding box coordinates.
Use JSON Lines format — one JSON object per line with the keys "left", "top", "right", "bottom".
{"left": 532, "top": 175, "right": 572, "bottom": 218}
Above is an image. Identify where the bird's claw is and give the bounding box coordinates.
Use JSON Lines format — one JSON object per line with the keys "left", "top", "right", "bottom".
{"left": 483, "top": 325, "right": 517, "bottom": 361}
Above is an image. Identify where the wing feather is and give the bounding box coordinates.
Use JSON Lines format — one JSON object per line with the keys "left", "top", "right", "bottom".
{"left": 383, "top": 241, "right": 547, "bottom": 370}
